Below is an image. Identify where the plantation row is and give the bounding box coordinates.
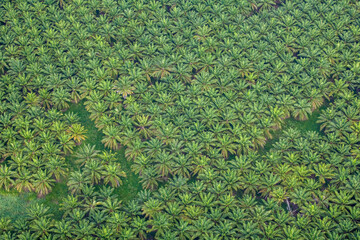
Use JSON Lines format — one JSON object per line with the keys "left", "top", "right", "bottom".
{"left": 0, "top": 0, "right": 360, "bottom": 239}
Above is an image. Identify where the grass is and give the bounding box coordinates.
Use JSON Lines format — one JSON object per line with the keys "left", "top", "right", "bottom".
{"left": 112, "top": 148, "right": 143, "bottom": 201}
{"left": 65, "top": 101, "right": 142, "bottom": 202}
{"left": 0, "top": 182, "right": 68, "bottom": 220}
{"left": 0, "top": 190, "right": 33, "bottom": 220}
{"left": 258, "top": 103, "right": 328, "bottom": 154}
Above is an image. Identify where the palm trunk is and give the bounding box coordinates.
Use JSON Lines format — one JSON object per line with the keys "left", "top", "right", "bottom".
{"left": 286, "top": 198, "right": 292, "bottom": 214}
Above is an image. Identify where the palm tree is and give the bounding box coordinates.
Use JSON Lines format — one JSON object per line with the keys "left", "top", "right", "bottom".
{"left": 174, "top": 63, "right": 192, "bottom": 83}
{"left": 24, "top": 92, "right": 40, "bottom": 107}
{"left": 100, "top": 197, "right": 122, "bottom": 215}
{"left": 38, "top": 88, "right": 53, "bottom": 109}
{"left": 14, "top": 169, "right": 33, "bottom": 192}
{"left": 305, "top": 88, "right": 324, "bottom": 111}
{"left": 216, "top": 135, "right": 236, "bottom": 159}
{"left": 184, "top": 141, "right": 204, "bottom": 160}
{"left": 30, "top": 217, "right": 54, "bottom": 239}
{"left": 263, "top": 223, "right": 282, "bottom": 239}
{"left": 276, "top": 94, "right": 295, "bottom": 119}
{"left": 312, "top": 163, "right": 335, "bottom": 184}
{"left": 283, "top": 225, "right": 302, "bottom": 240}
{"left": 74, "top": 144, "right": 100, "bottom": 167}
{"left": 53, "top": 220, "right": 75, "bottom": 239}
{"left": 317, "top": 106, "right": 338, "bottom": 131}
{"left": 238, "top": 221, "right": 263, "bottom": 239}
{"left": 101, "top": 163, "right": 126, "bottom": 187}
{"left": 131, "top": 216, "right": 148, "bottom": 240}
{"left": 67, "top": 77, "right": 82, "bottom": 103}
{"left": 145, "top": 138, "right": 164, "bottom": 157}
{"left": 58, "top": 132, "right": 76, "bottom": 154}
{"left": 101, "top": 125, "right": 121, "bottom": 150}
{"left": 83, "top": 160, "right": 104, "bottom": 185}
{"left": 201, "top": 107, "right": 219, "bottom": 128}
{"left": 121, "top": 128, "right": 140, "bottom": 146}
{"left": 52, "top": 88, "right": 71, "bottom": 110}
{"left": 104, "top": 57, "right": 122, "bottom": 79}
{"left": 7, "top": 58, "right": 25, "bottom": 76}
{"left": 0, "top": 165, "right": 14, "bottom": 191}
{"left": 134, "top": 115, "right": 153, "bottom": 139}
{"left": 89, "top": 101, "right": 108, "bottom": 122}
{"left": 241, "top": 171, "right": 260, "bottom": 195}
{"left": 258, "top": 173, "right": 281, "bottom": 198}
{"left": 267, "top": 105, "right": 285, "bottom": 129}
{"left": 67, "top": 171, "right": 91, "bottom": 195}
{"left": 46, "top": 156, "right": 68, "bottom": 182}
{"left": 248, "top": 126, "right": 266, "bottom": 149}
{"left": 104, "top": 92, "right": 122, "bottom": 111}
{"left": 84, "top": 91, "right": 104, "bottom": 112}
{"left": 270, "top": 186, "right": 289, "bottom": 205}
{"left": 0, "top": 51, "right": 8, "bottom": 74}
{"left": 26, "top": 203, "right": 52, "bottom": 222}
{"left": 173, "top": 155, "right": 192, "bottom": 178}
{"left": 236, "top": 135, "right": 254, "bottom": 154}
{"left": 113, "top": 77, "right": 135, "bottom": 98}
{"left": 9, "top": 152, "right": 29, "bottom": 174}
{"left": 330, "top": 79, "right": 349, "bottom": 96}
{"left": 72, "top": 219, "right": 95, "bottom": 239}
{"left": 142, "top": 198, "right": 164, "bottom": 219}
{"left": 41, "top": 142, "right": 62, "bottom": 158}
{"left": 155, "top": 150, "right": 174, "bottom": 177}
{"left": 292, "top": 99, "right": 312, "bottom": 121}
{"left": 140, "top": 167, "right": 159, "bottom": 190}
{"left": 259, "top": 117, "right": 276, "bottom": 139}
{"left": 32, "top": 170, "right": 55, "bottom": 198}
{"left": 125, "top": 138, "right": 145, "bottom": 161}
{"left": 191, "top": 217, "right": 214, "bottom": 238}
{"left": 290, "top": 188, "right": 312, "bottom": 206}
{"left": 325, "top": 117, "right": 351, "bottom": 136}
{"left": 151, "top": 57, "right": 174, "bottom": 79}
{"left": 106, "top": 211, "right": 130, "bottom": 234}
{"left": 67, "top": 123, "right": 87, "bottom": 145}
{"left": 131, "top": 154, "right": 150, "bottom": 176}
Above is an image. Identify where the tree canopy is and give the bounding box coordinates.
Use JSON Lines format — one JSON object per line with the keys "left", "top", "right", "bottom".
{"left": 1, "top": 0, "right": 360, "bottom": 238}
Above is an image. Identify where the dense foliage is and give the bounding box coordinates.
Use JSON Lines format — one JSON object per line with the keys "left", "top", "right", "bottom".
{"left": 0, "top": 0, "right": 360, "bottom": 238}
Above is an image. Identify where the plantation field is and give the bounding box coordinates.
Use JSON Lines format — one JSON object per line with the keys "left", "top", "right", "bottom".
{"left": 0, "top": 102, "right": 142, "bottom": 220}
{"left": 1, "top": 0, "right": 360, "bottom": 238}
{"left": 0, "top": 102, "right": 325, "bottom": 220}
